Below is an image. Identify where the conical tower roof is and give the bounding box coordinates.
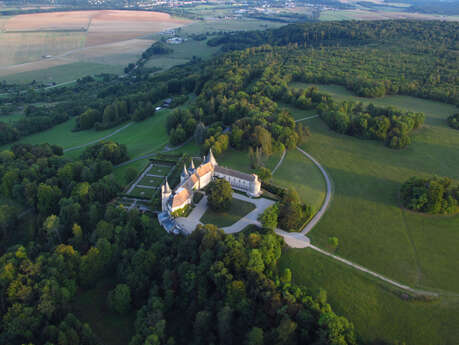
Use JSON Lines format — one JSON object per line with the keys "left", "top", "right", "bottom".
{"left": 207, "top": 148, "right": 218, "bottom": 166}
{"left": 181, "top": 164, "right": 189, "bottom": 177}
{"left": 164, "top": 178, "right": 171, "bottom": 193}
{"left": 190, "top": 159, "right": 195, "bottom": 170}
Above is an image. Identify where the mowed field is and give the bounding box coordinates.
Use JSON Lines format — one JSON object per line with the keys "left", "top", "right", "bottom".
{"left": 0, "top": 10, "right": 191, "bottom": 81}
{"left": 279, "top": 86, "right": 459, "bottom": 344}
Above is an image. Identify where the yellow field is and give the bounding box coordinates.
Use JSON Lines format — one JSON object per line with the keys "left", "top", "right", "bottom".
{"left": 0, "top": 10, "right": 191, "bottom": 79}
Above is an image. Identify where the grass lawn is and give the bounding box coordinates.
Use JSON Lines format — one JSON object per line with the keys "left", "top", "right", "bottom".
{"left": 138, "top": 175, "right": 164, "bottom": 187}
{"left": 279, "top": 248, "right": 459, "bottom": 345}
{"left": 2, "top": 109, "right": 170, "bottom": 161}
{"left": 2, "top": 117, "right": 128, "bottom": 151}
{"left": 272, "top": 149, "right": 326, "bottom": 213}
{"left": 218, "top": 148, "right": 283, "bottom": 174}
{"left": 201, "top": 197, "right": 256, "bottom": 228}
{"left": 129, "top": 186, "right": 157, "bottom": 199}
{"left": 65, "top": 110, "right": 170, "bottom": 160}
{"left": 72, "top": 278, "right": 136, "bottom": 345}
{"left": 294, "top": 91, "right": 459, "bottom": 293}
{"left": 112, "top": 159, "right": 150, "bottom": 187}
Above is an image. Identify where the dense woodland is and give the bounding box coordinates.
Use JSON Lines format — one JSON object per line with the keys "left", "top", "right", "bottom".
{"left": 401, "top": 176, "right": 459, "bottom": 215}
{"left": 0, "top": 141, "right": 357, "bottom": 345}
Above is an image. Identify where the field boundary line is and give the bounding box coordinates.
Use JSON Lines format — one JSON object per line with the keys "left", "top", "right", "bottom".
{"left": 63, "top": 122, "right": 134, "bottom": 153}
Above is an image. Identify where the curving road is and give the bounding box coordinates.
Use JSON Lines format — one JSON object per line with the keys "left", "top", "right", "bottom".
{"left": 296, "top": 146, "right": 333, "bottom": 235}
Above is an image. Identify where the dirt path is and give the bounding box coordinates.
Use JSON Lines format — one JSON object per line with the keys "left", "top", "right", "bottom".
{"left": 63, "top": 122, "right": 134, "bottom": 153}
{"left": 309, "top": 244, "right": 439, "bottom": 297}
{"left": 271, "top": 149, "right": 286, "bottom": 175}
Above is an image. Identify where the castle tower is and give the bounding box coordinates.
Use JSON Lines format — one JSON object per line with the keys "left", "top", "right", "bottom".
{"left": 180, "top": 164, "right": 189, "bottom": 182}
{"left": 189, "top": 159, "right": 195, "bottom": 172}
{"left": 161, "top": 179, "right": 172, "bottom": 212}
{"left": 207, "top": 148, "right": 218, "bottom": 166}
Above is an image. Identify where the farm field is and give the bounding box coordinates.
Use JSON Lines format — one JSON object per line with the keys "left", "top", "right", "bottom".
{"left": 144, "top": 39, "right": 219, "bottom": 70}
{"left": 0, "top": 61, "right": 124, "bottom": 84}
{"left": 279, "top": 249, "right": 459, "bottom": 345}
{"left": 320, "top": 9, "right": 459, "bottom": 21}
{"left": 0, "top": 10, "right": 191, "bottom": 82}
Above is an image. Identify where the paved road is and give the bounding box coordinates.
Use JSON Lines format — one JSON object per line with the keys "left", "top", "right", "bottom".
{"left": 296, "top": 147, "right": 333, "bottom": 235}
{"left": 63, "top": 122, "right": 134, "bottom": 153}
{"left": 223, "top": 194, "right": 275, "bottom": 234}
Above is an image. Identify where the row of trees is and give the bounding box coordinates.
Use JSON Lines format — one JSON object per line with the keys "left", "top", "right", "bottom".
{"left": 401, "top": 176, "right": 458, "bottom": 215}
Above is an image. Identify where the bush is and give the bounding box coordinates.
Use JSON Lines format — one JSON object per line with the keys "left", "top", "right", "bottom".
{"left": 170, "top": 204, "right": 193, "bottom": 218}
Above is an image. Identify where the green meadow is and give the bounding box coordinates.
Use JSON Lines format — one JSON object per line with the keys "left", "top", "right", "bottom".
{"left": 272, "top": 149, "right": 326, "bottom": 213}
{"left": 279, "top": 88, "right": 459, "bottom": 345}
{"left": 279, "top": 249, "right": 459, "bottom": 345}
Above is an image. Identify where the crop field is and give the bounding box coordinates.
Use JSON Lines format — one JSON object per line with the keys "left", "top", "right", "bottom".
{"left": 0, "top": 10, "right": 191, "bottom": 82}
{"left": 319, "top": 9, "right": 459, "bottom": 21}
{"left": 279, "top": 89, "right": 459, "bottom": 344}
{"left": 0, "top": 61, "right": 124, "bottom": 84}
{"left": 144, "top": 39, "right": 219, "bottom": 71}
{"left": 279, "top": 249, "right": 459, "bottom": 345}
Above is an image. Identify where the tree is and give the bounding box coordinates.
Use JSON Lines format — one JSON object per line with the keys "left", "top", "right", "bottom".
{"left": 247, "top": 249, "right": 264, "bottom": 273}
{"left": 207, "top": 178, "right": 232, "bottom": 211}
{"left": 259, "top": 204, "right": 279, "bottom": 230}
{"left": 107, "top": 284, "right": 131, "bottom": 315}
{"left": 328, "top": 237, "right": 339, "bottom": 249}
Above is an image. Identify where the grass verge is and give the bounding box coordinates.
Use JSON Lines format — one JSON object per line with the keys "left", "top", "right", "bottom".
{"left": 201, "top": 197, "right": 256, "bottom": 228}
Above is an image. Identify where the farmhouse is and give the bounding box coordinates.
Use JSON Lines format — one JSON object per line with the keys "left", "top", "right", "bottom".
{"left": 161, "top": 149, "right": 262, "bottom": 214}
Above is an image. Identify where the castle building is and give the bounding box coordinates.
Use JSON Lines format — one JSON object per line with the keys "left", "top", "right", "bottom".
{"left": 161, "top": 149, "right": 262, "bottom": 213}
